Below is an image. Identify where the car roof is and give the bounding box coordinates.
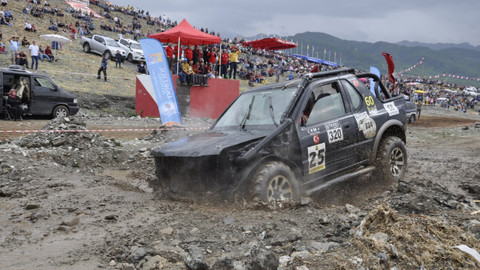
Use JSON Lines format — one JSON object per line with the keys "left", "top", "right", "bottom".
{"left": 120, "top": 38, "right": 138, "bottom": 44}
{"left": 0, "top": 66, "right": 47, "bottom": 77}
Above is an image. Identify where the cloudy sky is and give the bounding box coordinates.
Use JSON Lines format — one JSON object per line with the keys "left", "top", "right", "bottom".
{"left": 111, "top": 0, "right": 480, "bottom": 46}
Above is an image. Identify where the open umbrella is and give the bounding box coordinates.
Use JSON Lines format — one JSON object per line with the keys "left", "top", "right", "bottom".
{"left": 40, "top": 34, "right": 72, "bottom": 44}
{"left": 40, "top": 34, "right": 72, "bottom": 60}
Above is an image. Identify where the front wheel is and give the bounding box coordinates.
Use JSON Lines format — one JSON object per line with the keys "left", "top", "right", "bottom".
{"left": 373, "top": 136, "right": 407, "bottom": 181}
{"left": 127, "top": 54, "right": 133, "bottom": 62}
{"left": 250, "top": 161, "right": 300, "bottom": 203}
{"left": 53, "top": 105, "right": 69, "bottom": 118}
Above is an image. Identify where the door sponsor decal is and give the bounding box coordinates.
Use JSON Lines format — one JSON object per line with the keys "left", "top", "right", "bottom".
{"left": 354, "top": 112, "right": 377, "bottom": 139}
{"left": 325, "top": 121, "right": 343, "bottom": 144}
{"left": 384, "top": 101, "right": 399, "bottom": 116}
{"left": 308, "top": 143, "right": 326, "bottom": 174}
{"left": 313, "top": 134, "right": 320, "bottom": 144}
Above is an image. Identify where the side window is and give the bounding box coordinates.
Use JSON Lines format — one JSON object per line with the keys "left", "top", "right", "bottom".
{"left": 343, "top": 80, "right": 362, "bottom": 111}
{"left": 34, "top": 77, "right": 55, "bottom": 90}
{"left": 302, "top": 82, "right": 346, "bottom": 126}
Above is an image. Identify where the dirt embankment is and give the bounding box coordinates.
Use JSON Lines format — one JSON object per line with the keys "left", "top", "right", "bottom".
{"left": 0, "top": 106, "right": 480, "bottom": 269}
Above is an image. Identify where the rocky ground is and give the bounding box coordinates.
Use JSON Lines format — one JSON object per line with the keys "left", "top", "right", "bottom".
{"left": 0, "top": 104, "right": 480, "bottom": 270}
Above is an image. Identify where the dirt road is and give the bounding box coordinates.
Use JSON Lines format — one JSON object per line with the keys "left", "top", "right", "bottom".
{"left": 1, "top": 107, "right": 479, "bottom": 269}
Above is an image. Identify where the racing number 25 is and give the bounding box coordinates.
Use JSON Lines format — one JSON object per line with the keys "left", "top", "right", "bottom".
{"left": 308, "top": 143, "right": 326, "bottom": 173}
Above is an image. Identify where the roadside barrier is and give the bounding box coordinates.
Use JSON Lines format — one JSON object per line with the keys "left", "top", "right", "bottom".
{"left": 41, "top": 69, "right": 135, "bottom": 80}
{"left": 0, "top": 126, "right": 209, "bottom": 134}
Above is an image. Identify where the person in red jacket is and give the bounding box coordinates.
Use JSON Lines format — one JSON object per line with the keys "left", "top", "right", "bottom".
{"left": 165, "top": 43, "right": 173, "bottom": 72}
{"left": 220, "top": 50, "right": 229, "bottom": 79}
{"left": 207, "top": 47, "right": 217, "bottom": 71}
{"left": 185, "top": 45, "right": 193, "bottom": 61}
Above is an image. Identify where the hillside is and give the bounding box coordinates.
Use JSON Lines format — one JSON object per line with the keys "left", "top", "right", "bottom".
{"left": 282, "top": 32, "right": 480, "bottom": 86}
{"left": 0, "top": 0, "right": 163, "bottom": 100}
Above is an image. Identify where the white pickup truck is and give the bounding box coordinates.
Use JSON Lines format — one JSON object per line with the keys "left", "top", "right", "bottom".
{"left": 81, "top": 34, "right": 127, "bottom": 60}
{"left": 117, "top": 38, "right": 145, "bottom": 63}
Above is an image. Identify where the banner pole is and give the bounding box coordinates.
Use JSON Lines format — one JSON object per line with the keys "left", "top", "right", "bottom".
{"left": 177, "top": 37, "right": 180, "bottom": 73}
{"left": 219, "top": 43, "right": 222, "bottom": 78}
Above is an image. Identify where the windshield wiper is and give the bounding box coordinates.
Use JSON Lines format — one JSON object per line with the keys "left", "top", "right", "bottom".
{"left": 268, "top": 96, "right": 278, "bottom": 127}
{"left": 239, "top": 95, "right": 255, "bottom": 131}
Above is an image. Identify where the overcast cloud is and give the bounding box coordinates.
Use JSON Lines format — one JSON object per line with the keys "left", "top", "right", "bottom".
{"left": 110, "top": 0, "right": 480, "bottom": 46}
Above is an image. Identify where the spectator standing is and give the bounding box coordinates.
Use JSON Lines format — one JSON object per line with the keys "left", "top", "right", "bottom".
{"left": 114, "top": 50, "right": 122, "bottom": 68}
{"left": 228, "top": 46, "right": 241, "bottom": 79}
{"left": 97, "top": 52, "right": 108, "bottom": 81}
{"left": 220, "top": 50, "right": 229, "bottom": 79}
{"left": 9, "top": 36, "right": 18, "bottom": 64}
{"left": 185, "top": 46, "right": 193, "bottom": 61}
{"left": 29, "top": 40, "right": 39, "bottom": 71}
{"left": 165, "top": 43, "right": 173, "bottom": 72}
{"left": 207, "top": 48, "right": 217, "bottom": 72}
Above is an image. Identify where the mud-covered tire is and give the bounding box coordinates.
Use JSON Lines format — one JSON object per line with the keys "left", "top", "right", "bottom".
{"left": 250, "top": 161, "right": 300, "bottom": 203}
{"left": 409, "top": 115, "right": 416, "bottom": 124}
{"left": 83, "top": 43, "right": 91, "bottom": 53}
{"left": 373, "top": 136, "right": 407, "bottom": 181}
{"left": 53, "top": 105, "right": 69, "bottom": 118}
{"left": 127, "top": 54, "right": 133, "bottom": 62}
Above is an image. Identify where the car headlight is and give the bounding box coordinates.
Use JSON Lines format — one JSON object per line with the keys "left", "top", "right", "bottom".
{"left": 73, "top": 99, "right": 78, "bottom": 104}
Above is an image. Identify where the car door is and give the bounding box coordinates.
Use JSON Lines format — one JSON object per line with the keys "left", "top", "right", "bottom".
{"left": 30, "top": 76, "right": 58, "bottom": 115}
{"left": 340, "top": 78, "right": 378, "bottom": 162}
{"left": 297, "top": 80, "right": 359, "bottom": 186}
{"left": 93, "top": 36, "right": 104, "bottom": 53}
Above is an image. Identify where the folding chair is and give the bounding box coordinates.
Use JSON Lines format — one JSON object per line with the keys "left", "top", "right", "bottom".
{"left": 2, "top": 97, "right": 13, "bottom": 120}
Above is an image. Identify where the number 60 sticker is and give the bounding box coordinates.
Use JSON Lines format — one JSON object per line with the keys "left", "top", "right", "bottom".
{"left": 364, "top": 96, "right": 375, "bottom": 107}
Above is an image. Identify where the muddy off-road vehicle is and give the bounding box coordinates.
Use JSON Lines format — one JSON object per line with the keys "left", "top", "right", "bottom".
{"left": 151, "top": 68, "right": 408, "bottom": 202}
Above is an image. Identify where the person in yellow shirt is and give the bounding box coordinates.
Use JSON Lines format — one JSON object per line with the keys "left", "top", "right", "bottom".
{"left": 228, "top": 46, "right": 241, "bottom": 79}
{"left": 181, "top": 59, "right": 195, "bottom": 85}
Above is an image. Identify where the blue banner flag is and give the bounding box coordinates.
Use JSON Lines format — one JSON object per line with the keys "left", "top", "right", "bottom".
{"left": 139, "top": 38, "right": 182, "bottom": 125}
{"left": 369, "top": 66, "right": 381, "bottom": 97}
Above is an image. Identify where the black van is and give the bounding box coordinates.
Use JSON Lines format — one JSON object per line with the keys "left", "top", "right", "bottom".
{"left": 1, "top": 65, "right": 79, "bottom": 118}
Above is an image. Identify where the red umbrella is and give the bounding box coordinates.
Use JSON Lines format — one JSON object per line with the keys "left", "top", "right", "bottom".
{"left": 243, "top": 37, "right": 297, "bottom": 51}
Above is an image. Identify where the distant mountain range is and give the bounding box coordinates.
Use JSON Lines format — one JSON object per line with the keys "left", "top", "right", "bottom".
{"left": 233, "top": 32, "right": 480, "bottom": 86}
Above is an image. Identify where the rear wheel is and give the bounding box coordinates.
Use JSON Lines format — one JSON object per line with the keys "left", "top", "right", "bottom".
{"left": 373, "top": 136, "right": 407, "bottom": 181}
{"left": 83, "top": 43, "right": 91, "bottom": 53}
{"left": 250, "top": 161, "right": 300, "bottom": 203}
{"left": 104, "top": 50, "right": 111, "bottom": 59}
{"left": 53, "top": 105, "right": 69, "bottom": 118}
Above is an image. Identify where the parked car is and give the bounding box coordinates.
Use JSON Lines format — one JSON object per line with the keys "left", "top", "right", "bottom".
{"left": 81, "top": 34, "right": 127, "bottom": 60}
{"left": 117, "top": 38, "right": 145, "bottom": 62}
{"left": 151, "top": 68, "right": 409, "bottom": 202}
{"left": 1, "top": 65, "right": 79, "bottom": 118}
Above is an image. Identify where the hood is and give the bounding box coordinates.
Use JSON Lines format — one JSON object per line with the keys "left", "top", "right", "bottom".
{"left": 151, "top": 129, "right": 269, "bottom": 157}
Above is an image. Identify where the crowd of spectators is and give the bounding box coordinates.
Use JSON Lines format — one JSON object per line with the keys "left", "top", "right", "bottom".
{"left": 399, "top": 79, "right": 479, "bottom": 113}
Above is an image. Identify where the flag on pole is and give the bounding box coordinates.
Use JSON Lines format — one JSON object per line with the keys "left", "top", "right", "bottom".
{"left": 139, "top": 38, "right": 182, "bottom": 126}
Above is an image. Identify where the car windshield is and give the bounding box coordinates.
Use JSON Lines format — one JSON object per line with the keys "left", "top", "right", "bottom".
{"left": 130, "top": 43, "right": 142, "bottom": 50}
{"left": 106, "top": 39, "right": 120, "bottom": 47}
{"left": 213, "top": 82, "right": 300, "bottom": 130}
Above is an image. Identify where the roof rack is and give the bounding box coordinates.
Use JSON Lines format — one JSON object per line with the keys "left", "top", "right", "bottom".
{"left": 8, "top": 65, "right": 27, "bottom": 72}
{"left": 304, "top": 67, "right": 355, "bottom": 80}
